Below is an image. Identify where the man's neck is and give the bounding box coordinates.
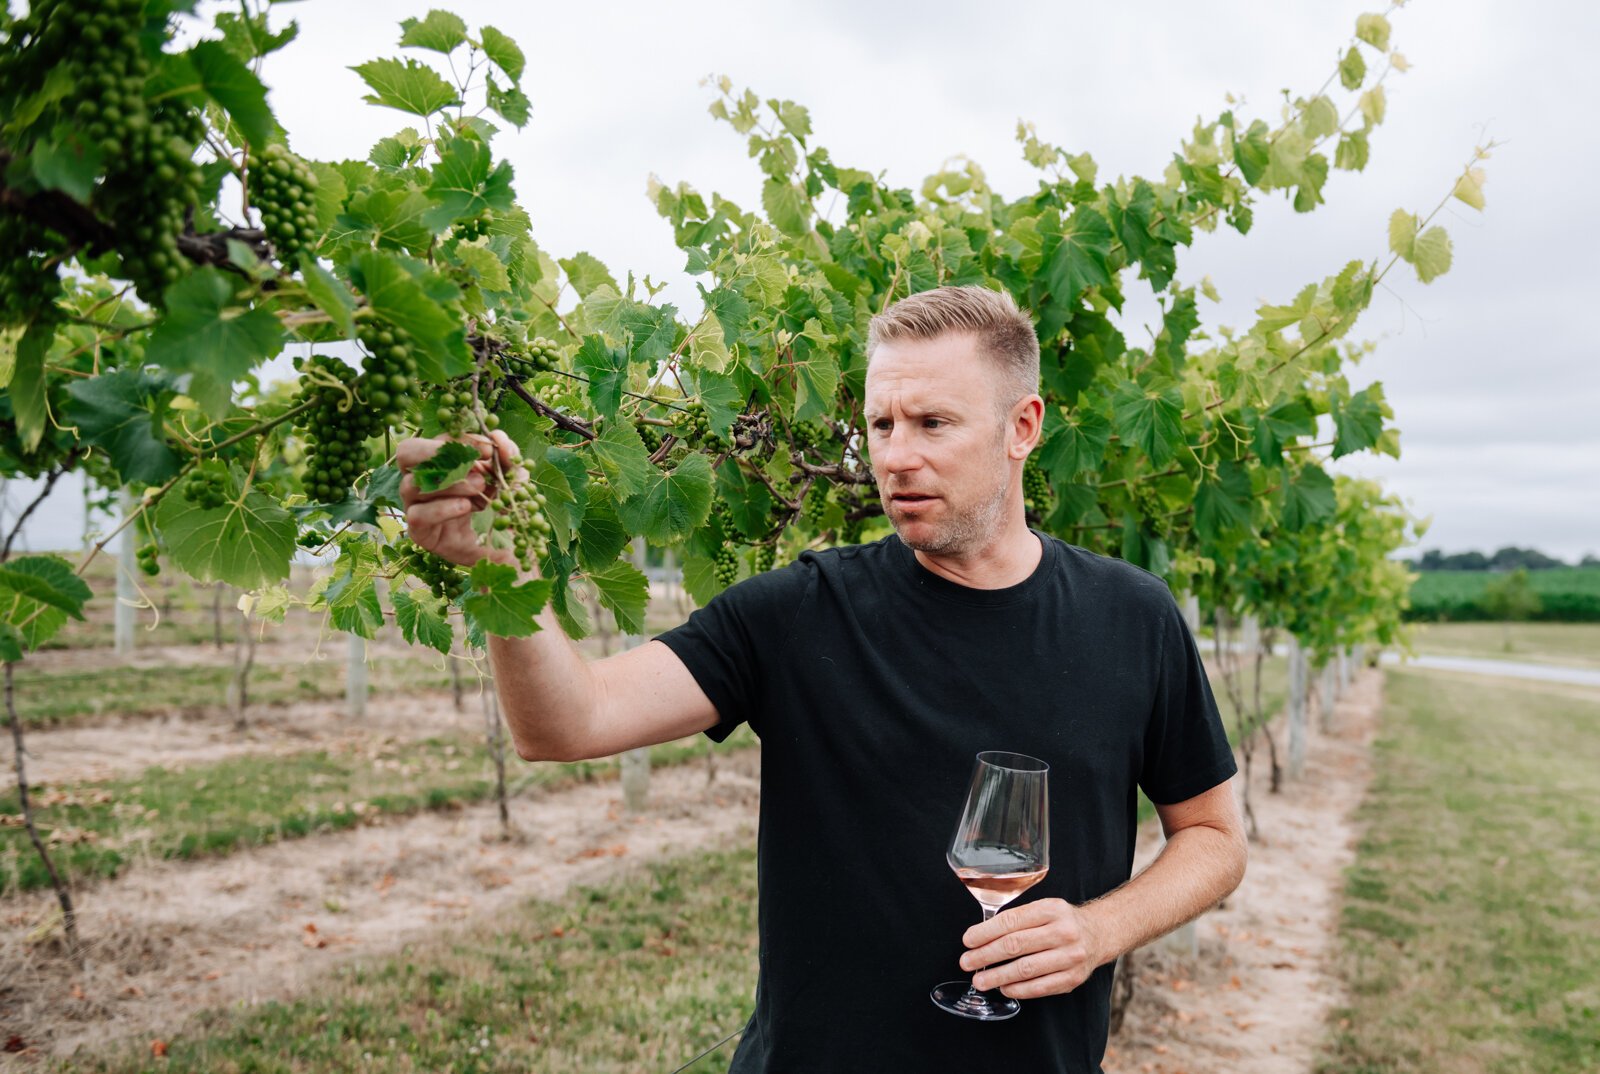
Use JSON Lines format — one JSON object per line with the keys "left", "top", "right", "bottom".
{"left": 912, "top": 517, "right": 1043, "bottom": 590}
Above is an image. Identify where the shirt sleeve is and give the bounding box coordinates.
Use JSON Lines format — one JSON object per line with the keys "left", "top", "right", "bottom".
{"left": 653, "top": 559, "right": 814, "bottom": 742}
{"left": 1138, "top": 595, "right": 1238, "bottom": 805}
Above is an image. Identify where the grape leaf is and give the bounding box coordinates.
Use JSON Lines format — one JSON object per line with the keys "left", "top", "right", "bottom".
{"left": 155, "top": 484, "right": 296, "bottom": 589}
{"left": 1252, "top": 398, "right": 1316, "bottom": 461}
{"left": 617, "top": 452, "right": 714, "bottom": 545}
{"left": 479, "top": 26, "right": 525, "bottom": 82}
{"left": 1037, "top": 405, "right": 1111, "bottom": 479}
{"left": 461, "top": 560, "right": 551, "bottom": 637}
{"left": 574, "top": 335, "right": 627, "bottom": 418}
{"left": 1453, "top": 167, "right": 1487, "bottom": 211}
{"left": 1355, "top": 12, "right": 1391, "bottom": 51}
{"left": 762, "top": 178, "right": 811, "bottom": 237}
{"left": 64, "top": 369, "right": 183, "bottom": 485}
{"left": 576, "top": 485, "right": 631, "bottom": 572}
{"left": 1387, "top": 209, "right": 1417, "bottom": 261}
{"left": 587, "top": 559, "right": 649, "bottom": 635}
{"left": 350, "top": 57, "right": 460, "bottom": 117}
{"left": 324, "top": 549, "right": 384, "bottom": 639}
{"left": 1332, "top": 384, "right": 1387, "bottom": 458}
{"left": 1194, "top": 462, "right": 1253, "bottom": 541}
{"left": 412, "top": 440, "right": 480, "bottom": 493}
{"left": 0, "top": 556, "right": 90, "bottom": 618}
{"left": 589, "top": 421, "right": 654, "bottom": 497}
{"left": 187, "top": 41, "right": 272, "bottom": 149}
{"left": 10, "top": 320, "right": 52, "bottom": 454}
{"left": 29, "top": 134, "right": 102, "bottom": 201}
{"left": 452, "top": 242, "right": 512, "bottom": 294}
{"left": 1411, "top": 226, "right": 1452, "bottom": 284}
{"left": 1339, "top": 46, "right": 1366, "bottom": 91}
{"left": 558, "top": 252, "right": 618, "bottom": 299}
{"left": 348, "top": 250, "right": 471, "bottom": 381}
{"left": 0, "top": 555, "right": 91, "bottom": 652}
{"left": 1280, "top": 464, "right": 1337, "bottom": 530}
{"left": 298, "top": 254, "right": 357, "bottom": 338}
{"left": 399, "top": 10, "right": 467, "bottom": 53}
{"left": 485, "top": 73, "right": 530, "bottom": 129}
{"left": 423, "top": 136, "right": 516, "bottom": 231}
{"left": 393, "top": 588, "right": 454, "bottom": 654}
{"left": 791, "top": 328, "right": 840, "bottom": 422}
{"left": 715, "top": 460, "right": 773, "bottom": 539}
{"left": 144, "top": 268, "right": 285, "bottom": 418}
{"left": 1044, "top": 206, "right": 1112, "bottom": 305}
{"left": 1110, "top": 383, "right": 1184, "bottom": 466}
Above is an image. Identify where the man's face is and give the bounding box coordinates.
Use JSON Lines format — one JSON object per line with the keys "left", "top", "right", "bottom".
{"left": 864, "top": 333, "right": 1018, "bottom": 557}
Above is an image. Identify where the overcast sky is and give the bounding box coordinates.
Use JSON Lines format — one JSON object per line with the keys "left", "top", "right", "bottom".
{"left": 7, "top": 0, "right": 1597, "bottom": 561}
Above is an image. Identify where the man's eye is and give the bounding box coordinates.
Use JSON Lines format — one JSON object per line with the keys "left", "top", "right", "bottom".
{"left": 924, "top": 418, "right": 944, "bottom": 429}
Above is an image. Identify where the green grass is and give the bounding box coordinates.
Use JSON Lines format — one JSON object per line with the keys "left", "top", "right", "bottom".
{"left": 1409, "top": 622, "right": 1600, "bottom": 670}
{"left": 1317, "top": 670, "right": 1600, "bottom": 1072}
{"left": 51, "top": 846, "right": 762, "bottom": 1074}
{"left": 0, "top": 727, "right": 756, "bottom": 893}
{"left": 1408, "top": 567, "right": 1600, "bottom": 623}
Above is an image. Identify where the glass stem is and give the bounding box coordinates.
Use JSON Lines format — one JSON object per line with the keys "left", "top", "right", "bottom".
{"left": 965, "top": 906, "right": 1000, "bottom": 997}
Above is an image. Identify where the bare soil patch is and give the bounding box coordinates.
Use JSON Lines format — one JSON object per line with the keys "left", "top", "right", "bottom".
{"left": 1103, "top": 668, "right": 1382, "bottom": 1074}
{"left": 14, "top": 688, "right": 491, "bottom": 787}
{"left": 0, "top": 751, "right": 759, "bottom": 1063}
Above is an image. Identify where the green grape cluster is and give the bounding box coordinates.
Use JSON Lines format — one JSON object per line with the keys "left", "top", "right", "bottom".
{"left": 136, "top": 543, "right": 160, "bottom": 577}
{"left": 713, "top": 543, "right": 740, "bottom": 588}
{"left": 841, "top": 517, "right": 864, "bottom": 545}
{"left": 502, "top": 337, "right": 562, "bottom": 378}
{"left": 455, "top": 213, "right": 491, "bottom": 240}
{"left": 754, "top": 544, "right": 776, "bottom": 574}
{"left": 293, "top": 354, "right": 381, "bottom": 503}
{"left": 434, "top": 387, "right": 500, "bottom": 437}
{"left": 1023, "top": 455, "right": 1053, "bottom": 514}
{"left": 486, "top": 465, "right": 552, "bottom": 573}
{"left": 637, "top": 422, "right": 665, "bottom": 454}
{"left": 802, "top": 482, "right": 830, "bottom": 527}
{"left": 182, "top": 469, "right": 229, "bottom": 510}
{"left": 356, "top": 321, "right": 419, "bottom": 424}
{"left": 0, "top": 0, "right": 205, "bottom": 309}
{"left": 677, "top": 401, "right": 726, "bottom": 450}
{"left": 400, "top": 541, "right": 468, "bottom": 602}
{"left": 0, "top": 216, "right": 64, "bottom": 326}
{"left": 790, "top": 422, "right": 830, "bottom": 451}
{"left": 253, "top": 143, "right": 321, "bottom": 262}
{"left": 297, "top": 531, "right": 325, "bottom": 550}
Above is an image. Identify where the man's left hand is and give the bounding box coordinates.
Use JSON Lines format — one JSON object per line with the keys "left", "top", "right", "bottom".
{"left": 959, "top": 899, "right": 1104, "bottom": 999}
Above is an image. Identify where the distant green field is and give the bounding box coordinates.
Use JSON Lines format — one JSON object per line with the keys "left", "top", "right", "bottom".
{"left": 1407, "top": 567, "right": 1600, "bottom": 622}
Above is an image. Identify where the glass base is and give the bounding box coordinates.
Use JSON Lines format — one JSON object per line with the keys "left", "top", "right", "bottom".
{"left": 930, "top": 980, "right": 1021, "bottom": 1021}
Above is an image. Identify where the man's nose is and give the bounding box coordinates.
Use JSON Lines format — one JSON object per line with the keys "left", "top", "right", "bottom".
{"left": 874, "top": 426, "right": 922, "bottom": 474}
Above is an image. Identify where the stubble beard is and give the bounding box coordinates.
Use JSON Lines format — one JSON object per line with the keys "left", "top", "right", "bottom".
{"left": 886, "top": 448, "right": 1012, "bottom": 559}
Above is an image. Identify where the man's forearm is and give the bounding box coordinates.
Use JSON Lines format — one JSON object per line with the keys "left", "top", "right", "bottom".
{"left": 1079, "top": 822, "right": 1247, "bottom": 966}
{"left": 487, "top": 604, "right": 602, "bottom": 762}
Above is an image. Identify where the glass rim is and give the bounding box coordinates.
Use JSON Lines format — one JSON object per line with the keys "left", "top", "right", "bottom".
{"left": 974, "top": 750, "right": 1049, "bottom": 773}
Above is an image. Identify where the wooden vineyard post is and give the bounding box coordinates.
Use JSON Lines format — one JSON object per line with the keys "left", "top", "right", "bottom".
{"left": 1319, "top": 659, "right": 1338, "bottom": 733}
{"left": 114, "top": 489, "right": 136, "bottom": 659}
{"left": 346, "top": 632, "right": 367, "bottom": 720}
{"left": 620, "top": 539, "right": 650, "bottom": 813}
{"left": 1287, "top": 636, "right": 1308, "bottom": 780}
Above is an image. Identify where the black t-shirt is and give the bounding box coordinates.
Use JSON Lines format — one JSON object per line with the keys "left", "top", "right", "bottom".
{"left": 655, "top": 532, "right": 1236, "bottom": 1073}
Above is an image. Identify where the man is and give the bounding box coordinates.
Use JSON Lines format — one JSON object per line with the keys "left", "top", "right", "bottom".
{"left": 399, "top": 285, "right": 1246, "bottom": 1072}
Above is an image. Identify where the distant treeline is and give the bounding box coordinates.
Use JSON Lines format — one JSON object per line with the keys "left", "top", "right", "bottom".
{"left": 1407, "top": 567, "right": 1600, "bottom": 622}
{"left": 1409, "top": 546, "right": 1600, "bottom": 572}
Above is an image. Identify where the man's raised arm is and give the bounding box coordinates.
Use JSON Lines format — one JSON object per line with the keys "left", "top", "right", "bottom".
{"left": 397, "top": 433, "right": 721, "bottom": 763}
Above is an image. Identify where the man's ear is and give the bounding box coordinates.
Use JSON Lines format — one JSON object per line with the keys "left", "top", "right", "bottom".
{"left": 1008, "top": 395, "right": 1045, "bottom": 460}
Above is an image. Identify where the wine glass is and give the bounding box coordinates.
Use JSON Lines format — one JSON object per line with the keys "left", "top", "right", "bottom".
{"left": 930, "top": 750, "right": 1050, "bottom": 1021}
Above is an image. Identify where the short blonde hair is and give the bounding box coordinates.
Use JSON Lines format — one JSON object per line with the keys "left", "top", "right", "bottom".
{"left": 867, "top": 285, "right": 1041, "bottom": 414}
